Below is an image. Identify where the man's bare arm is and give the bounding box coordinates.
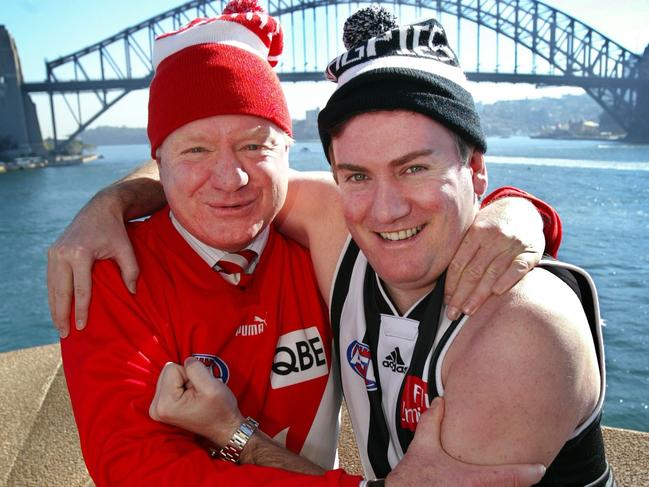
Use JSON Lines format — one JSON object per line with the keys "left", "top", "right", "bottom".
{"left": 48, "top": 158, "right": 551, "bottom": 337}
{"left": 112, "top": 159, "right": 164, "bottom": 219}
{"left": 150, "top": 358, "right": 545, "bottom": 486}
{"left": 240, "top": 398, "right": 545, "bottom": 486}
{"left": 149, "top": 359, "right": 326, "bottom": 475}
{"left": 47, "top": 160, "right": 165, "bottom": 336}
{"left": 275, "top": 169, "right": 349, "bottom": 303}
{"left": 439, "top": 268, "right": 600, "bottom": 466}
{"left": 241, "top": 431, "right": 326, "bottom": 476}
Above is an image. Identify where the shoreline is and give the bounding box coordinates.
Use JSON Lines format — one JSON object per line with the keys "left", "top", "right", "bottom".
{"left": 0, "top": 154, "right": 99, "bottom": 174}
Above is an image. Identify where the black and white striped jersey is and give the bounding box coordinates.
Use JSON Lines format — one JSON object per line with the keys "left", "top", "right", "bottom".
{"left": 330, "top": 236, "right": 614, "bottom": 486}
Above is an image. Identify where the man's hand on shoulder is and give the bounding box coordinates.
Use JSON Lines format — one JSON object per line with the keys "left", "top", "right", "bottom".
{"left": 48, "top": 161, "right": 166, "bottom": 337}
{"left": 385, "top": 398, "right": 546, "bottom": 487}
{"left": 444, "top": 196, "right": 544, "bottom": 320}
{"left": 48, "top": 188, "right": 140, "bottom": 337}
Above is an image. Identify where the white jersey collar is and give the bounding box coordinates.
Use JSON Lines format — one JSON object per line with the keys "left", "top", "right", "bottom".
{"left": 169, "top": 211, "right": 269, "bottom": 272}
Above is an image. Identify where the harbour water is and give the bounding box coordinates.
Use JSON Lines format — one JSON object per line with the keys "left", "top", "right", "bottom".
{"left": 0, "top": 137, "right": 647, "bottom": 432}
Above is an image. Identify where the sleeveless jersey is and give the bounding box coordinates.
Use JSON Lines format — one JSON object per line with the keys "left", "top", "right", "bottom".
{"left": 331, "top": 236, "right": 615, "bottom": 486}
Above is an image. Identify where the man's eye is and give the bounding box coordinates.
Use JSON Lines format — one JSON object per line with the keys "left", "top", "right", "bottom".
{"left": 346, "top": 173, "right": 368, "bottom": 182}
{"left": 405, "top": 165, "right": 426, "bottom": 174}
{"left": 182, "top": 147, "right": 206, "bottom": 154}
{"left": 244, "top": 144, "right": 264, "bottom": 151}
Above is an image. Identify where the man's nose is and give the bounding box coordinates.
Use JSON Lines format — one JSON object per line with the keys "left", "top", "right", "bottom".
{"left": 211, "top": 158, "right": 249, "bottom": 191}
{"left": 370, "top": 180, "right": 410, "bottom": 223}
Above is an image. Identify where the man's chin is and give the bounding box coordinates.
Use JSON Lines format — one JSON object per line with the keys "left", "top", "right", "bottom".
{"left": 369, "top": 256, "right": 444, "bottom": 289}
{"left": 207, "top": 224, "right": 268, "bottom": 251}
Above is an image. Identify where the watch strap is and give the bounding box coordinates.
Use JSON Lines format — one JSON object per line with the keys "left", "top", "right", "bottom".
{"left": 212, "top": 417, "right": 259, "bottom": 463}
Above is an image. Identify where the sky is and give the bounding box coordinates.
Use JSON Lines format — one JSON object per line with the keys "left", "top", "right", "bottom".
{"left": 1, "top": 0, "right": 648, "bottom": 139}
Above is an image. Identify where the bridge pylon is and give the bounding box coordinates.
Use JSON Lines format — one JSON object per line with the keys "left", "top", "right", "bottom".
{"left": 0, "top": 26, "right": 45, "bottom": 158}
{"left": 627, "top": 45, "right": 649, "bottom": 143}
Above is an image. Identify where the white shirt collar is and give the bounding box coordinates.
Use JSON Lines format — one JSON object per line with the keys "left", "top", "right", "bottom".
{"left": 169, "top": 211, "right": 269, "bottom": 272}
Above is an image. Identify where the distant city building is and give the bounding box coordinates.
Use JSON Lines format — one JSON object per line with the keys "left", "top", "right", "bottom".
{"left": 292, "top": 108, "right": 320, "bottom": 141}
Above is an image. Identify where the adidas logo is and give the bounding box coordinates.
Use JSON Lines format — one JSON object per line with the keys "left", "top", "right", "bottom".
{"left": 382, "top": 347, "right": 408, "bottom": 374}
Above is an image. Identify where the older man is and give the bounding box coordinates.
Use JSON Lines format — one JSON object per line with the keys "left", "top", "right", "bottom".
{"left": 58, "top": 4, "right": 552, "bottom": 487}
{"left": 147, "top": 8, "right": 614, "bottom": 487}
{"left": 59, "top": 6, "right": 353, "bottom": 486}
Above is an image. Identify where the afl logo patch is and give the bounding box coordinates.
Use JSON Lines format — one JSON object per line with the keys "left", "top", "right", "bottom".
{"left": 346, "top": 340, "right": 377, "bottom": 391}
{"left": 191, "top": 354, "right": 229, "bottom": 384}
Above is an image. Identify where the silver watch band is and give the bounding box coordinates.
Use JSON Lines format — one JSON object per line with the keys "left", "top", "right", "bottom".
{"left": 214, "top": 417, "right": 259, "bottom": 463}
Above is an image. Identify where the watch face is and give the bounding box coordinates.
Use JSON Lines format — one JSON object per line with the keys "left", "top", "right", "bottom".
{"left": 240, "top": 422, "right": 256, "bottom": 436}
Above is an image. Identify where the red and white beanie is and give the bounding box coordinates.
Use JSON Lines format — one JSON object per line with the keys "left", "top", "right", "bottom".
{"left": 147, "top": 0, "right": 291, "bottom": 158}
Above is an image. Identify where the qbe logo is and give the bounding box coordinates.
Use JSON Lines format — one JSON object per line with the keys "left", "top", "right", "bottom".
{"left": 191, "top": 354, "right": 229, "bottom": 384}
{"left": 271, "top": 327, "right": 328, "bottom": 389}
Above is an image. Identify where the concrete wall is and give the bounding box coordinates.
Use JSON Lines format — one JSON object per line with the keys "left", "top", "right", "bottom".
{"left": 0, "top": 26, "right": 44, "bottom": 159}
{"left": 1, "top": 344, "right": 647, "bottom": 486}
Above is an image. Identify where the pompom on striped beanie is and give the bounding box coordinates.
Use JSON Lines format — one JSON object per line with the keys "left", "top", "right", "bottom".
{"left": 318, "top": 6, "right": 486, "bottom": 163}
{"left": 147, "top": 0, "right": 291, "bottom": 158}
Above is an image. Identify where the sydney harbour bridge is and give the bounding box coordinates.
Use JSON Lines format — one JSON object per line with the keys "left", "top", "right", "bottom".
{"left": 3, "top": 0, "right": 649, "bottom": 154}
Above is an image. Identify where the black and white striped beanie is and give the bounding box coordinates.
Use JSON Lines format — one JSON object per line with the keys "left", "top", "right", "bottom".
{"left": 318, "top": 6, "right": 487, "bottom": 163}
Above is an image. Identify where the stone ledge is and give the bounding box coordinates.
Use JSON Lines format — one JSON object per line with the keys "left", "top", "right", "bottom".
{"left": 1, "top": 344, "right": 646, "bottom": 486}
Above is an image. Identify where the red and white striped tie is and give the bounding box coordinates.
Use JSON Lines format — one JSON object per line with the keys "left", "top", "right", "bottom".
{"left": 214, "top": 249, "right": 258, "bottom": 285}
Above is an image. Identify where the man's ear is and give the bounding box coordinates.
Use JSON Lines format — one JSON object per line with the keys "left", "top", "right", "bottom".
{"left": 469, "top": 151, "right": 488, "bottom": 198}
{"left": 155, "top": 155, "right": 165, "bottom": 181}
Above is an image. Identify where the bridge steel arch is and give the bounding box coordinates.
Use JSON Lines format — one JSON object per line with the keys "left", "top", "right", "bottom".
{"left": 269, "top": 0, "right": 648, "bottom": 141}
{"left": 25, "top": 0, "right": 648, "bottom": 148}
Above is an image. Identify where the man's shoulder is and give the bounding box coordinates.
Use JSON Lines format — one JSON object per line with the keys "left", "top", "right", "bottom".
{"left": 93, "top": 209, "right": 180, "bottom": 283}
{"left": 127, "top": 208, "right": 190, "bottom": 263}
{"left": 270, "top": 224, "right": 308, "bottom": 250}
{"left": 440, "top": 265, "right": 598, "bottom": 406}
{"left": 504, "top": 265, "right": 588, "bottom": 325}
{"left": 267, "top": 224, "right": 314, "bottom": 263}
{"left": 449, "top": 266, "right": 591, "bottom": 370}
{"left": 440, "top": 266, "right": 601, "bottom": 466}
{"left": 482, "top": 265, "right": 587, "bottom": 329}
{"left": 126, "top": 208, "right": 171, "bottom": 243}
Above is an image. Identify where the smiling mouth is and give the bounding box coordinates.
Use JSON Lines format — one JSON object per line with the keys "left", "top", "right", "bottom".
{"left": 208, "top": 200, "right": 254, "bottom": 210}
{"left": 378, "top": 225, "right": 424, "bottom": 241}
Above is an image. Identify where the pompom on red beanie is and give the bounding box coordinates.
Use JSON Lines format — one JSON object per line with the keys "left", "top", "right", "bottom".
{"left": 147, "top": 0, "right": 292, "bottom": 158}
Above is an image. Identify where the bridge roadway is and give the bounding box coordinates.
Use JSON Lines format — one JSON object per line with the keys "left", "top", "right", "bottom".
{"left": 22, "top": 72, "right": 645, "bottom": 93}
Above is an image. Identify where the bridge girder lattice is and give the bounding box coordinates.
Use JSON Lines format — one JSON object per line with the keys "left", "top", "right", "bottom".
{"left": 23, "top": 0, "right": 648, "bottom": 146}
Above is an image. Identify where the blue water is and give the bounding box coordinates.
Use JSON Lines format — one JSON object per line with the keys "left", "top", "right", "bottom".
{"left": 0, "top": 137, "right": 647, "bottom": 432}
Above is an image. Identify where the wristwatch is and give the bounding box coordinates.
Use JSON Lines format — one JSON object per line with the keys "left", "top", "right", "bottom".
{"left": 213, "top": 417, "right": 259, "bottom": 463}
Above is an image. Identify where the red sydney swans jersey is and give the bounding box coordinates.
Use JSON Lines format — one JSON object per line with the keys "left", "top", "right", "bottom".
{"left": 61, "top": 208, "right": 362, "bottom": 487}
